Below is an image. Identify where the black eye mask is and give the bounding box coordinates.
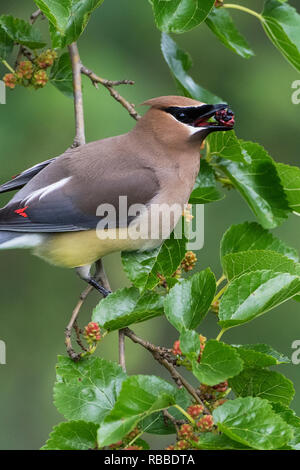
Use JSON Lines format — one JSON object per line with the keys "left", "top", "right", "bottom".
{"left": 164, "top": 105, "right": 235, "bottom": 129}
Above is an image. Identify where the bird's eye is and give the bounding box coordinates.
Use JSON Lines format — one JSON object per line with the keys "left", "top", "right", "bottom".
{"left": 164, "top": 106, "right": 193, "bottom": 124}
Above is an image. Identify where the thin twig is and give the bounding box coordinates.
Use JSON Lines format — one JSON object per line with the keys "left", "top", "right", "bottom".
{"left": 30, "top": 9, "right": 43, "bottom": 23}
{"left": 65, "top": 285, "right": 93, "bottom": 361}
{"left": 15, "top": 9, "right": 42, "bottom": 68}
{"left": 64, "top": 261, "right": 111, "bottom": 360}
{"left": 66, "top": 42, "right": 113, "bottom": 359}
{"left": 119, "top": 329, "right": 126, "bottom": 372}
{"left": 68, "top": 42, "right": 86, "bottom": 147}
{"left": 163, "top": 410, "right": 185, "bottom": 434}
{"left": 73, "top": 320, "right": 88, "bottom": 352}
{"left": 124, "top": 328, "right": 210, "bottom": 413}
{"left": 81, "top": 65, "right": 141, "bottom": 121}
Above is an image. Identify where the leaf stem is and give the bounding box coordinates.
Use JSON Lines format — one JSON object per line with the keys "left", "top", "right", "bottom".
{"left": 2, "top": 60, "right": 15, "bottom": 73}
{"left": 205, "top": 139, "right": 211, "bottom": 162}
{"left": 223, "top": 4, "right": 263, "bottom": 22}
{"left": 216, "top": 328, "right": 227, "bottom": 342}
{"left": 174, "top": 404, "right": 195, "bottom": 426}
{"left": 127, "top": 429, "right": 145, "bottom": 447}
{"left": 216, "top": 274, "right": 226, "bottom": 287}
{"left": 212, "top": 283, "right": 227, "bottom": 304}
{"left": 124, "top": 327, "right": 210, "bottom": 413}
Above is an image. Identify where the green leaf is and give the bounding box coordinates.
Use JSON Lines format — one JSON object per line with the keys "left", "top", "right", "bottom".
{"left": 152, "top": 0, "right": 215, "bottom": 33}
{"left": 189, "top": 159, "right": 224, "bottom": 204}
{"left": 0, "top": 15, "right": 45, "bottom": 49}
{"left": 276, "top": 163, "right": 300, "bottom": 214}
{"left": 179, "top": 329, "right": 200, "bottom": 360}
{"left": 206, "top": 8, "right": 254, "bottom": 59}
{"left": 262, "top": 0, "right": 300, "bottom": 72}
{"left": 164, "top": 269, "right": 216, "bottom": 332}
{"left": 35, "top": 0, "right": 105, "bottom": 47}
{"left": 233, "top": 343, "right": 290, "bottom": 368}
{"left": 213, "top": 397, "right": 293, "bottom": 450}
{"left": 229, "top": 368, "right": 295, "bottom": 406}
{"left": 221, "top": 221, "right": 298, "bottom": 262}
{"left": 50, "top": 52, "right": 73, "bottom": 99}
{"left": 140, "top": 387, "right": 191, "bottom": 435}
{"left": 272, "top": 403, "right": 300, "bottom": 449}
{"left": 92, "top": 287, "right": 164, "bottom": 331}
{"left": 272, "top": 402, "right": 300, "bottom": 428}
{"left": 208, "top": 131, "right": 247, "bottom": 163}
{"left": 161, "top": 33, "right": 222, "bottom": 103}
{"left": 34, "top": 0, "right": 70, "bottom": 33}
{"left": 289, "top": 428, "right": 300, "bottom": 450}
{"left": 54, "top": 356, "right": 126, "bottom": 423}
{"left": 222, "top": 250, "right": 300, "bottom": 281}
{"left": 133, "top": 438, "right": 150, "bottom": 450}
{"left": 41, "top": 421, "right": 98, "bottom": 450}
{"left": 122, "top": 232, "right": 186, "bottom": 291}
{"left": 192, "top": 340, "right": 243, "bottom": 386}
{"left": 217, "top": 140, "right": 290, "bottom": 228}
{"left": 97, "top": 375, "right": 177, "bottom": 447}
{"left": 140, "top": 412, "right": 174, "bottom": 435}
{"left": 0, "top": 27, "right": 14, "bottom": 60}
{"left": 219, "top": 270, "right": 300, "bottom": 328}
{"left": 195, "top": 432, "right": 250, "bottom": 450}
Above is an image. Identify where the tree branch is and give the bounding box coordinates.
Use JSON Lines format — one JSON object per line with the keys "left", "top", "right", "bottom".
{"left": 65, "top": 284, "right": 93, "bottom": 361}
{"left": 15, "top": 9, "right": 43, "bottom": 68}
{"left": 124, "top": 328, "right": 210, "bottom": 413}
{"left": 65, "top": 259, "right": 111, "bottom": 360}
{"left": 67, "top": 42, "right": 139, "bottom": 366}
{"left": 81, "top": 65, "right": 141, "bottom": 121}
{"left": 66, "top": 43, "right": 118, "bottom": 361}
{"left": 68, "top": 42, "right": 86, "bottom": 147}
{"left": 119, "top": 329, "right": 126, "bottom": 372}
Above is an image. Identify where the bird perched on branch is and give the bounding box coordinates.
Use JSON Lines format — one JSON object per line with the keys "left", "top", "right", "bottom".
{"left": 0, "top": 96, "right": 234, "bottom": 296}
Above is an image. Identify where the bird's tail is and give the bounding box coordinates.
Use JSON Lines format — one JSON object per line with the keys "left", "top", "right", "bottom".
{"left": 0, "top": 231, "right": 43, "bottom": 249}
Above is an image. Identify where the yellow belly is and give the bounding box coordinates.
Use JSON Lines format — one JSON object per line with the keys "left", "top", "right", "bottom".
{"left": 34, "top": 228, "right": 159, "bottom": 268}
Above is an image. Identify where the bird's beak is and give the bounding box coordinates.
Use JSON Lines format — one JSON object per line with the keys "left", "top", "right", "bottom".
{"left": 192, "top": 103, "right": 235, "bottom": 132}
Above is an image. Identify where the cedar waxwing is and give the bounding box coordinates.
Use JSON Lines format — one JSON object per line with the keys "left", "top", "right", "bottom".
{"left": 0, "top": 96, "right": 234, "bottom": 295}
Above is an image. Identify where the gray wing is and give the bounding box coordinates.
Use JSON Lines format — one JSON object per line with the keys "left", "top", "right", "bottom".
{"left": 0, "top": 157, "right": 57, "bottom": 194}
{"left": 0, "top": 141, "right": 160, "bottom": 233}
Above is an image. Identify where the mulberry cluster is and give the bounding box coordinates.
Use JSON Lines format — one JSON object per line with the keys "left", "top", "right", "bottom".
{"left": 187, "top": 404, "right": 204, "bottom": 419}
{"left": 35, "top": 49, "right": 57, "bottom": 69}
{"left": 196, "top": 415, "right": 214, "bottom": 432}
{"left": 165, "top": 406, "right": 216, "bottom": 450}
{"left": 84, "top": 322, "right": 101, "bottom": 344}
{"left": 172, "top": 334, "right": 206, "bottom": 363}
{"left": 199, "top": 381, "right": 228, "bottom": 401}
{"left": 2, "top": 50, "right": 57, "bottom": 91}
{"left": 181, "top": 251, "right": 197, "bottom": 272}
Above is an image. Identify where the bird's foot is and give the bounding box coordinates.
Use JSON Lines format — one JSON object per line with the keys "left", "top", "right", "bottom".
{"left": 88, "top": 278, "right": 111, "bottom": 297}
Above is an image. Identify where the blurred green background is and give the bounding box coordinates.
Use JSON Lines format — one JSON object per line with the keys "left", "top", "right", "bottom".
{"left": 0, "top": 0, "right": 299, "bottom": 450}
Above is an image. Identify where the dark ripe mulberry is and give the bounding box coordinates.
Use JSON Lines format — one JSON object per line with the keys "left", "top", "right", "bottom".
{"left": 212, "top": 381, "right": 228, "bottom": 393}
{"left": 215, "top": 107, "right": 235, "bottom": 127}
